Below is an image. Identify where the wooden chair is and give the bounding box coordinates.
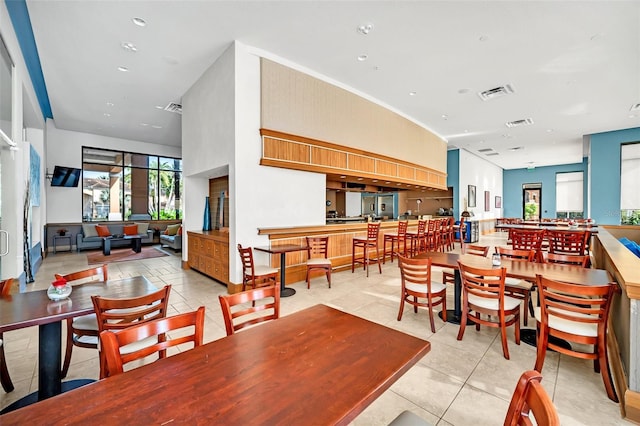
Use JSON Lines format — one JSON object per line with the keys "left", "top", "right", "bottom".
{"left": 534, "top": 275, "right": 618, "bottom": 402}
{"left": 453, "top": 217, "right": 467, "bottom": 248}
{"left": 511, "top": 229, "right": 545, "bottom": 262}
{"left": 218, "top": 285, "right": 280, "bottom": 336}
{"left": 406, "top": 220, "right": 427, "bottom": 256}
{"left": 457, "top": 261, "right": 521, "bottom": 360}
{"left": 544, "top": 252, "right": 590, "bottom": 267}
{"left": 0, "top": 278, "right": 15, "bottom": 392}
{"left": 92, "top": 285, "right": 172, "bottom": 379}
{"left": 57, "top": 264, "right": 108, "bottom": 378}
{"left": 305, "top": 236, "right": 331, "bottom": 288}
{"left": 426, "top": 219, "right": 440, "bottom": 252}
{"left": 351, "top": 222, "right": 382, "bottom": 277}
{"left": 442, "top": 244, "right": 489, "bottom": 287}
{"left": 495, "top": 247, "right": 536, "bottom": 326}
{"left": 383, "top": 220, "right": 408, "bottom": 264}
{"left": 238, "top": 244, "right": 278, "bottom": 291}
{"left": 503, "top": 370, "right": 560, "bottom": 426}
{"left": 546, "top": 229, "right": 590, "bottom": 256}
{"left": 99, "top": 307, "right": 205, "bottom": 378}
{"left": 397, "top": 255, "right": 446, "bottom": 333}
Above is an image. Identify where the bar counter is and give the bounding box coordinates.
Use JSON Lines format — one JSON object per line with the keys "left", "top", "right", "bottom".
{"left": 257, "top": 220, "right": 422, "bottom": 284}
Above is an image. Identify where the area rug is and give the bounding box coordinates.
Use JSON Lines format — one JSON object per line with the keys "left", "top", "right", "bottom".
{"left": 86, "top": 246, "right": 170, "bottom": 265}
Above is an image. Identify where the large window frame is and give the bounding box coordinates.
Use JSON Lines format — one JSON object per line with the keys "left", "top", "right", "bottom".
{"left": 621, "top": 142, "right": 640, "bottom": 225}
{"left": 82, "top": 147, "right": 182, "bottom": 222}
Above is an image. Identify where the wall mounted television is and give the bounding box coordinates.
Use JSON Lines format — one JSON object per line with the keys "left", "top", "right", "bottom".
{"left": 51, "top": 166, "right": 81, "bottom": 187}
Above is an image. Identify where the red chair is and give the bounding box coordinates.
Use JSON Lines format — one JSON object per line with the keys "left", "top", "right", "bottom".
{"left": 534, "top": 275, "right": 617, "bottom": 402}
{"left": 351, "top": 222, "right": 382, "bottom": 277}
{"left": 504, "top": 370, "right": 560, "bottom": 425}
{"left": 218, "top": 286, "right": 280, "bottom": 336}
{"left": 495, "top": 247, "right": 536, "bottom": 326}
{"left": 442, "top": 244, "right": 489, "bottom": 287}
{"left": 511, "top": 229, "right": 545, "bottom": 262}
{"left": 383, "top": 220, "right": 408, "bottom": 264}
{"left": 305, "top": 236, "right": 331, "bottom": 288}
{"left": 397, "top": 255, "right": 446, "bottom": 333}
{"left": 238, "top": 244, "right": 278, "bottom": 291}
{"left": 406, "top": 220, "right": 427, "bottom": 256}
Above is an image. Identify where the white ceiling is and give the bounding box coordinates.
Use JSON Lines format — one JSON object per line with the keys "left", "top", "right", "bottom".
{"left": 25, "top": 0, "right": 640, "bottom": 170}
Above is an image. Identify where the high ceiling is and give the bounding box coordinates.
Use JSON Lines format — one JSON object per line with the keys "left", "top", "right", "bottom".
{"left": 24, "top": 0, "right": 640, "bottom": 170}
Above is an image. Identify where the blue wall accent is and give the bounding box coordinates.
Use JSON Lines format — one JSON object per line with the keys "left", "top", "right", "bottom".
{"left": 591, "top": 127, "right": 640, "bottom": 225}
{"left": 503, "top": 160, "right": 587, "bottom": 219}
{"left": 5, "top": 0, "right": 53, "bottom": 119}
{"left": 447, "top": 150, "right": 460, "bottom": 218}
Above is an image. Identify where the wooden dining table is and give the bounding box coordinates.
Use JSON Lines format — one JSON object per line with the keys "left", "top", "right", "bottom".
{"left": 0, "top": 304, "right": 431, "bottom": 425}
{"left": 414, "top": 251, "right": 613, "bottom": 324}
{"left": 0, "top": 276, "right": 157, "bottom": 404}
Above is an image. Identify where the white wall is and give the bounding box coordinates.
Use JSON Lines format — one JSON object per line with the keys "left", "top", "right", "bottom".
{"left": 182, "top": 42, "right": 325, "bottom": 283}
{"left": 458, "top": 149, "right": 503, "bottom": 219}
{"left": 45, "top": 122, "right": 180, "bottom": 223}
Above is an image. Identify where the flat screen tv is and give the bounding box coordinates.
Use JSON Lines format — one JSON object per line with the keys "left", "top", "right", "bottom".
{"left": 51, "top": 166, "right": 81, "bottom": 187}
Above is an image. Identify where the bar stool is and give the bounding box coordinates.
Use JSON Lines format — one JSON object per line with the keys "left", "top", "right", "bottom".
{"left": 352, "top": 222, "right": 382, "bottom": 277}
{"left": 406, "top": 220, "right": 427, "bottom": 256}
{"left": 383, "top": 220, "right": 408, "bottom": 264}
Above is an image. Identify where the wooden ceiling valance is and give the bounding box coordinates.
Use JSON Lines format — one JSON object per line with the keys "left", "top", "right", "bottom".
{"left": 259, "top": 129, "right": 447, "bottom": 190}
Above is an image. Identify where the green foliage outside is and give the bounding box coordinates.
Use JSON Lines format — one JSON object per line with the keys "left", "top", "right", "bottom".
{"left": 622, "top": 210, "right": 640, "bottom": 225}
{"left": 524, "top": 202, "right": 538, "bottom": 220}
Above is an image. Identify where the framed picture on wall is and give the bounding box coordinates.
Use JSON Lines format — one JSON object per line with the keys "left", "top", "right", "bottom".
{"left": 495, "top": 196, "right": 502, "bottom": 208}
{"left": 484, "top": 191, "right": 490, "bottom": 212}
{"left": 468, "top": 185, "right": 476, "bottom": 207}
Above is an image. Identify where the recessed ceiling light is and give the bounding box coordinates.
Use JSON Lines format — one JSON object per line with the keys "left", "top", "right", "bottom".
{"left": 340, "top": 176, "right": 346, "bottom": 179}
{"left": 479, "top": 35, "right": 489, "bottom": 42}
{"left": 106, "top": 102, "right": 114, "bottom": 107}
{"left": 441, "top": 114, "right": 448, "bottom": 120}
{"left": 140, "top": 123, "right": 149, "bottom": 126}
{"left": 458, "top": 88, "right": 470, "bottom": 94}
{"left": 546, "top": 129, "right": 554, "bottom": 133}
{"left": 409, "top": 91, "right": 417, "bottom": 96}
{"left": 132, "top": 17, "right": 146, "bottom": 27}
{"left": 103, "top": 113, "right": 111, "bottom": 117}
{"left": 357, "top": 177, "right": 364, "bottom": 181}
{"left": 509, "top": 146, "right": 524, "bottom": 151}
{"left": 155, "top": 105, "right": 164, "bottom": 110}
{"left": 357, "top": 54, "right": 368, "bottom": 62}
{"left": 117, "top": 66, "right": 129, "bottom": 72}
{"left": 356, "top": 24, "right": 373, "bottom": 35}
{"left": 121, "top": 42, "right": 137, "bottom": 52}
{"left": 385, "top": 181, "right": 391, "bottom": 184}
{"left": 372, "top": 179, "right": 378, "bottom": 182}
{"left": 151, "top": 125, "right": 163, "bottom": 129}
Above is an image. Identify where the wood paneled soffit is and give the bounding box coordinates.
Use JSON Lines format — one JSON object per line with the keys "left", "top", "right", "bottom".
{"left": 259, "top": 129, "right": 447, "bottom": 191}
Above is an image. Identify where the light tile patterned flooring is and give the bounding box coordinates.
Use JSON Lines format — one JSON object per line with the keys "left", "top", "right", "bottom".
{"left": 0, "top": 233, "right": 631, "bottom": 425}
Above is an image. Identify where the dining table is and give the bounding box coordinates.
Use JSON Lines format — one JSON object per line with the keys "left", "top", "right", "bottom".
{"left": 414, "top": 251, "right": 613, "bottom": 324}
{"left": 0, "top": 304, "right": 431, "bottom": 425}
{"left": 254, "top": 243, "right": 309, "bottom": 297}
{"left": 0, "top": 276, "right": 157, "bottom": 408}
{"left": 495, "top": 223, "right": 598, "bottom": 233}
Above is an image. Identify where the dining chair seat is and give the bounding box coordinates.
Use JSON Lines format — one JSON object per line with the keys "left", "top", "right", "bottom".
{"left": 306, "top": 236, "right": 332, "bottom": 288}
{"left": 533, "top": 307, "right": 598, "bottom": 337}
{"left": 405, "top": 281, "right": 446, "bottom": 294}
{"left": 504, "top": 277, "right": 533, "bottom": 291}
{"left": 307, "top": 258, "right": 331, "bottom": 266}
{"left": 388, "top": 410, "right": 432, "bottom": 426}
{"left": 253, "top": 265, "right": 279, "bottom": 276}
{"left": 468, "top": 293, "right": 521, "bottom": 311}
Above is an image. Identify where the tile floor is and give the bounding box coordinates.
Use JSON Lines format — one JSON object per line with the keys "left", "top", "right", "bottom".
{"left": 0, "top": 233, "right": 631, "bottom": 425}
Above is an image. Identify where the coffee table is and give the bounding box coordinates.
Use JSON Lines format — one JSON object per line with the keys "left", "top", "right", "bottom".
{"left": 102, "top": 235, "right": 142, "bottom": 255}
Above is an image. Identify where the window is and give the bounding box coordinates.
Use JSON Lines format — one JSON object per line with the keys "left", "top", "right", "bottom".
{"left": 82, "top": 147, "right": 182, "bottom": 221}
{"left": 556, "top": 172, "right": 583, "bottom": 219}
{"left": 621, "top": 143, "right": 640, "bottom": 225}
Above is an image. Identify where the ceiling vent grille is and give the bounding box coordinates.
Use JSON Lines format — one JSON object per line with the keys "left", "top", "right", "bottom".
{"left": 163, "top": 102, "right": 182, "bottom": 114}
{"left": 630, "top": 103, "right": 640, "bottom": 112}
{"left": 505, "top": 118, "right": 534, "bottom": 128}
{"left": 478, "top": 148, "right": 494, "bottom": 153}
{"left": 478, "top": 84, "right": 514, "bottom": 101}
{"left": 485, "top": 152, "right": 499, "bottom": 156}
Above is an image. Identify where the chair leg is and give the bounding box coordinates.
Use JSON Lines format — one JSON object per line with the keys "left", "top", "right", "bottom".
{"left": 375, "top": 245, "right": 382, "bottom": 274}
{"left": 534, "top": 325, "right": 548, "bottom": 372}
{"left": 597, "top": 333, "right": 619, "bottom": 402}
{"left": 306, "top": 268, "right": 311, "bottom": 289}
{"left": 522, "top": 293, "right": 530, "bottom": 326}
{"left": 457, "top": 305, "right": 468, "bottom": 341}
{"left": 397, "top": 295, "right": 405, "bottom": 321}
{"left": 0, "top": 335, "right": 15, "bottom": 393}
{"left": 326, "top": 268, "right": 331, "bottom": 288}
{"left": 61, "top": 319, "right": 74, "bottom": 379}
{"left": 500, "top": 321, "right": 511, "bottom": 360}
{"left": 427, "top": 297, "right": 436, "bottom": 333}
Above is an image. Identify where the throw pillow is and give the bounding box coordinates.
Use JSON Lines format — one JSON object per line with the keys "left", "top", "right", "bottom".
{"left": 134, "top": 222, "right": 149, "bottom": 235}
{"left": 95, "top": 225, "right": 111, "bottom": 237}
{"left": 82, "top": 223, "right": 99, "bottom": 238}
{"left": 124, "top": 224, "right": 139, "bottom": 236}
{"left": 166, "top": 224, "right": 181, "bottom": 236}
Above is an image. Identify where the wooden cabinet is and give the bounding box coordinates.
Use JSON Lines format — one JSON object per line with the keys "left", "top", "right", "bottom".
{"left": 187, "top": 231, "right": 229, "bottom": 285}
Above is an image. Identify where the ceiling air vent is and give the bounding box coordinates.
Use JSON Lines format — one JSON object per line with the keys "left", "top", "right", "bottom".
{"left": 478, "top": 84, "right": 514, "bottom": 101}
{"left": 505, "top": 118, "right": 534, "bottom": 128}
{"left": 485, "top": 152, "right": 499, "bottom": 156}
{"left": 478, "top": 148, "right": 493, "bottom": 153}
{"left": 630, "top": 103, "right": 640, "bottom": 112}
{"left": 163, "top": 102, "right": 182, "bottom": 114}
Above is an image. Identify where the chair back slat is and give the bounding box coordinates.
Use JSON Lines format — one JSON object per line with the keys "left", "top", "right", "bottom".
{"left": 511, "top": 229, "right": 545, "bottom": 252}
{"left": 464, "top": 244, "right": 489, "bottom": 257}
{"left": 366, "top": 222, "right": 381, "bottom": 240}
{"left": 397, "top": 220, "right": 408, "bottom": 237}
{"left": 546, "top": 230, "right": 590, "bottom": 256}
{"left": 99, "top": 307, "right": 205, "bottom": 377}
{"left": 545, "top": 252, "right": 589, "bottom": 267}
{"left": 398, "top": 255, "right": 432, "bottom": 290}
{"left": 458, "top": 261, "right": 506, "bottom": 302}
{"left": 218, "top": 285, "right": 280, "bottom": 336}
{"left": 56, "top": 264, "right": 108, "bottom": 284}
{"left": 306, "top": 236, "right": 329, "bottom": 259}
{"left": 496, "top": 247, "right": 535, "bottom": 262}
{"left": 92, "top": 285, "right": 172, "bottom": 332}
{"left": 504, "top": 370, "right": 559, "bottom": 426}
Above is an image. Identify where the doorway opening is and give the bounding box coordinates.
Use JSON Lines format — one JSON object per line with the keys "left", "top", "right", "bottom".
{"left": 522, "top": 184, "right": 542, "bottom": 220}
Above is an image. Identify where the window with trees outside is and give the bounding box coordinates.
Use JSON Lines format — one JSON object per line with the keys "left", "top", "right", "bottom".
{"left": 556, "top": 171, "right": 583, "bottom": 219}
{"left": 82, "top": 147, "right": 182, "bottom": 222}
{"left": 621, "top": 143, "right": 640, "bottom": 225}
